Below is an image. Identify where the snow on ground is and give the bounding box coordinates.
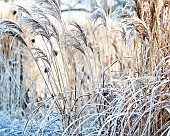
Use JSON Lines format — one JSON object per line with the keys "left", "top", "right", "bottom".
{"left": 0, "top": 111, "right": 61, "bottom": 136}
{"left": 0, "top": 112, "right": 24, "bottom": 136}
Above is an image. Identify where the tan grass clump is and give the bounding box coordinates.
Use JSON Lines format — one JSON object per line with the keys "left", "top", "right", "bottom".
{"left": 0, "top": 0, "right": 169, "bottom": 135}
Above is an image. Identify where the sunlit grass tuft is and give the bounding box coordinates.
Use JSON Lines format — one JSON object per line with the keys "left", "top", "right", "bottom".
{"left": 0, "top": 0, "right": 169, "bottom": 135}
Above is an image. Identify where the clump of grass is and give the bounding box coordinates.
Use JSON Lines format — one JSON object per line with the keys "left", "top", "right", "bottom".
{"left": 0, "top": 0, "right": 169, "bottom": 135}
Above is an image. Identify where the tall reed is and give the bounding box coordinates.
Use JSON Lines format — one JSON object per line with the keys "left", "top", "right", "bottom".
{"left": 0, "top": 0, "right": 169, "bottom": 135}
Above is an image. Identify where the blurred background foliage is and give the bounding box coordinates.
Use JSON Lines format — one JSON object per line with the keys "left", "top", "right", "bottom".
{"left": 0, "top": 0, "right": 126, "bottom": 13}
